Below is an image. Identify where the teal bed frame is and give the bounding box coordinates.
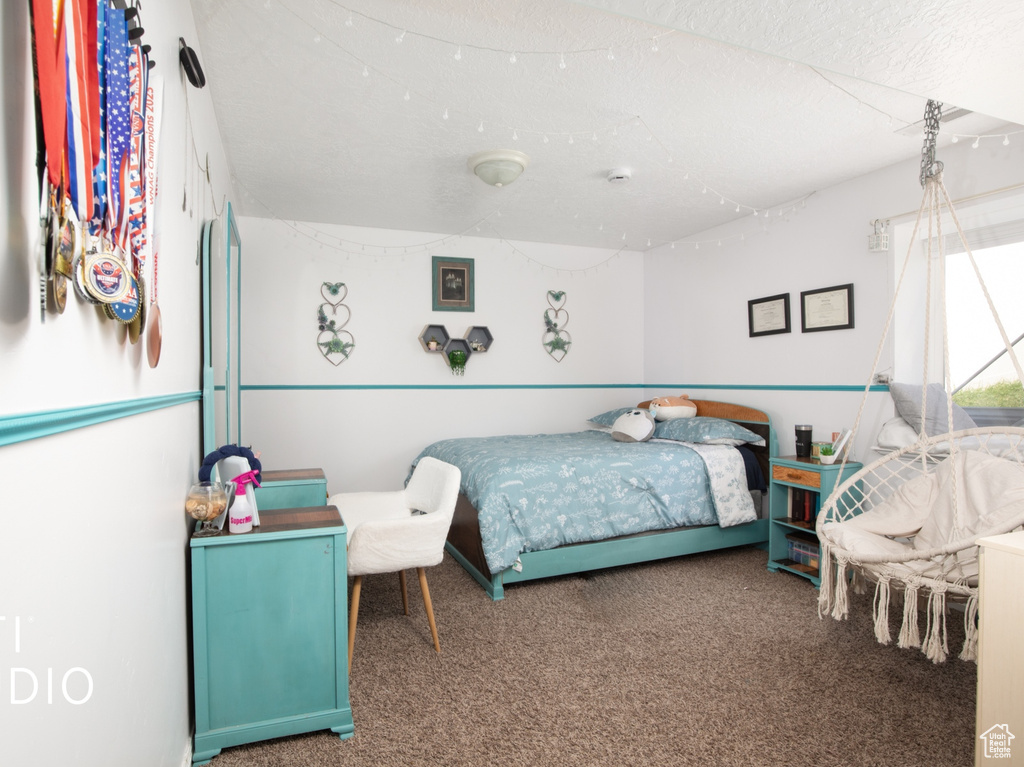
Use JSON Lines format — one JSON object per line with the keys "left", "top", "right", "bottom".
{"left": 446, "top": 517, "right": 770, "bottom": 601}
{"left": 443, "top": 399, "right": 777, "bottom": 601}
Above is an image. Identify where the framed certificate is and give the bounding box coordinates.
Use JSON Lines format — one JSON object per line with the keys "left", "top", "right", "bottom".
{"left": 801, "top": 283, "right": 854, "bottom": 332}
{"left": 747, "top": 293, "right": 791, "bottom": 337}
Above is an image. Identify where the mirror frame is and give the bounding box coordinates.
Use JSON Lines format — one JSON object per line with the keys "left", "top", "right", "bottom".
{"left": 201, "top": 203, "right": 242, "bottom": 457}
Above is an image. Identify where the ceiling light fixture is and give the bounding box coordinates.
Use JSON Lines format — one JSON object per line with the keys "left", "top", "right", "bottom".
{"left": 468, "top": 150, "right": 530, "bottom": 187}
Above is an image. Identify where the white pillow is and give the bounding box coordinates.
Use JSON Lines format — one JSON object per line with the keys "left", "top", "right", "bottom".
{"left": 874, "top": 416, "right": 920, "bottom": 451}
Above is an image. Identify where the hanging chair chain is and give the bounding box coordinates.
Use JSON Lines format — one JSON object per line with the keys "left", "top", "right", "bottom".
{"left": 920, "top": 99, "right": 944, "bottom": 188}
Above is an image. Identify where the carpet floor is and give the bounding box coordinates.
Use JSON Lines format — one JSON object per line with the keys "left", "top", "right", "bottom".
{"left": 206, "top": 547, "right": 976, "bottom": 766}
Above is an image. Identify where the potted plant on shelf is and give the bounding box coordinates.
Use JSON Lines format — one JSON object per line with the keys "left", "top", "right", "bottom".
{"left": 448, "top": 349, "right": 467, "bottom": 376}
{"left": 818, "top": 444, "right": 836, "bottom": 464}
{"left": 427, "top": 336, "right": 439, "bottom": 351}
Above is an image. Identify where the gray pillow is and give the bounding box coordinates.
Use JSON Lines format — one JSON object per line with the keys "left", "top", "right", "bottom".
{"left": 588, "top": 407, "right": 635, "bottom": 428}
{"left": 889, "top": 382, "right": 977, "bottom": 437}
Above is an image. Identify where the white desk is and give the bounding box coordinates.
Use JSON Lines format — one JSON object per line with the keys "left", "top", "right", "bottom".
{"left": 976, "top": 530, "right": 1024, "bottom": 766}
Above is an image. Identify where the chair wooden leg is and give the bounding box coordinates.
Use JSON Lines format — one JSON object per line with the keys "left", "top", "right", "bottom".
{"left": 417, "top": 567, "right": 441, "bottom": 653}
{"left": 399, "top": 570, "right": 409, "bottom": 615}
{"left": 348, "top": 575, "right": 362, "bottom": 670}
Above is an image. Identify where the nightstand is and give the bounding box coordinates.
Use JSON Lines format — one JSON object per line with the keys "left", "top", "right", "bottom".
{"left": 190, "top": 505, "right": 354, "bottom": 764}
{"left": 767, "top": 456, "right": 861, "bottom": 587}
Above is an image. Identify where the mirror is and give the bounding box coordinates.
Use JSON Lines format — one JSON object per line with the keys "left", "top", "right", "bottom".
{"left": 201, "top": 203, "right": 242, "bottom": 457}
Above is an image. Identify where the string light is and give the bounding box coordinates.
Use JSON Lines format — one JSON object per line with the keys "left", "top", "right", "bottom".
{"left": 244, "top": 179, "right": 810, "bottom": 264}
{"left": 256, "top": 7, "right": 827, "bottom": 248}
{"left": 510, "top": 51, "right": 517, "bottom": 63}
{"left": 478, "top": 120, "right": 484, "bottom": 132}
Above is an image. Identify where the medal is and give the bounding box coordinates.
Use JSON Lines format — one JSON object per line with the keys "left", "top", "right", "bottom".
{"left": 73, "top": 234, "right": 103, "bottom": 305}
{"left": 147, "top": 249, "right": 162, "bottom": 368}
{"left": 50, "top": 207, "right": 75, "bottom": 315}
{"left": 54, "top": 209, "right": 76, "bottom": 278}
{"left": 83, "top": 251, "right": 131, "bottom": 304}
{"left": 127, "top": 277, "right": 146, "bottom": 342}
{"left": 52, "top": 272, "right": 68, "bottom": 314}
{"left": 105, "top": 272, "right": 140, "bottom": 324}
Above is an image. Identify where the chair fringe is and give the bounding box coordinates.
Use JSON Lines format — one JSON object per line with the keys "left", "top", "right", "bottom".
{"left": 818, "top": 543, "right": 835, "bottom": 619}
{"left": 959, "top": 592, "right": 979, "bottom": 662}
{"left": 872, "top": 576, "right": 892, "bottom": 645}
{"left": 851, "top": 569, "right": 868, "bottom": 596}
{"left": 831, "top": 557, "right": 850, "bottom": 621}
{"left": 922, "top": 587, "right": 949, "bottom": 663}
{"left": 897, "top": 584, "right": 921, "bottom": 649}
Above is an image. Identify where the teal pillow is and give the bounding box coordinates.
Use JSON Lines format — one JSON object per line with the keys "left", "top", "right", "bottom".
{"left": 654, "top": 416, "right": 765, "bottom": 447}
{"left": 588, "top": 407, "right": 635, "bottom": 428}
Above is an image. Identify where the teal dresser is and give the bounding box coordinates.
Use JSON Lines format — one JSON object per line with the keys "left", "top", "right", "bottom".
{"left": 253, "top": 468, "right": 328, "bottom": 510}
{"left": 190, "top": 505, "right": 354, "bottom": 764}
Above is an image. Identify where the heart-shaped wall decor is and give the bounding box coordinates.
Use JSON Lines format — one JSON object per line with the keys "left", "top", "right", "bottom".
{"left": 316, "top": 281, "right": 355, "bottom": 365}
{"left": 543, "top": 290, "right": 571, "bottom": 362}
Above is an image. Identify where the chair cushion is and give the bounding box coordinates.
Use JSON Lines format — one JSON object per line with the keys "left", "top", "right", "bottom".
{"left": 346, "top": 512, "right": 453, "bottom": 575}
{"left": 329, "top": 491, "right": 413, "bottom": 537}
{"left": 914, "top": 450, "right": 1024, "bottom": 553}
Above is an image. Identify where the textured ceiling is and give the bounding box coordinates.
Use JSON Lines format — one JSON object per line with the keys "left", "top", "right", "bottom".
{"left": 188, "top": 0, "right": 1023, "bottom": 250}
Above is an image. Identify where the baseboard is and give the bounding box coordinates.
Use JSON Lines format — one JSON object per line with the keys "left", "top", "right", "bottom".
{"left": 180, "top": 737, "right": 193, "bottom": 767}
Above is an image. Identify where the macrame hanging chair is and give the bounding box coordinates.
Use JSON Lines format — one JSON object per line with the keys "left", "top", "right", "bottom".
{"left": 816, "top": 101, "right": 1024, "bottom": 663}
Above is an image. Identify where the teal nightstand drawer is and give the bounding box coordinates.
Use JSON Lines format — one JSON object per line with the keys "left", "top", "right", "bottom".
{"left": 253, "top": 468, "right": 327, "bottom": 510}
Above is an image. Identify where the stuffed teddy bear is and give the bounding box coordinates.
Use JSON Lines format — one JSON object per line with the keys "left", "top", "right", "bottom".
{"left": 648, "top": 394, "right": 698, "bottom": 422}
{"left": 611, "top": 409, "right": 656, "bottom": 442}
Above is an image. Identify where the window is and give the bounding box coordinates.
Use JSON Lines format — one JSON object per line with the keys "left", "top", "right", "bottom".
{"left": 946, "top": 241, "right": 1024, "bottom": 416}
{"left": 892, "top": 191, "right": 1024, "bottom": 424}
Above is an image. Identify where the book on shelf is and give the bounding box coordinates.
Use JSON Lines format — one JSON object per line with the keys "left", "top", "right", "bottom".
{"left": 790, "top": 488, "right": 820, "bottom": 524}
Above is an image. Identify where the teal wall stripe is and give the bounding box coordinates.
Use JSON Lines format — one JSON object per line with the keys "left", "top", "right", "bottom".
{"left": 1, "top": 383, "right": 887, "bottom": 447}
{"left": 0, "top": 392, "right": 201, "bottom": 448}
{"left": 240, "top": 383, "right": 888, "bottom": 393}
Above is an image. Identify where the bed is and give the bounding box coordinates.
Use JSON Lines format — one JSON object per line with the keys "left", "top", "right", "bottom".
{"left": 411, "top": 399, "right": 777, "bottom": 600}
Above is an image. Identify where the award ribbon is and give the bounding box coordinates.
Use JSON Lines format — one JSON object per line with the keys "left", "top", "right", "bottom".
{"left": 64, "top": 0, "right": 95, "bottom": 222}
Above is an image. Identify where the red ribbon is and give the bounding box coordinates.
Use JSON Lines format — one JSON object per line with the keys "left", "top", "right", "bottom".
{"left": 31, "top": 0, "right": 67, "bottom": 189}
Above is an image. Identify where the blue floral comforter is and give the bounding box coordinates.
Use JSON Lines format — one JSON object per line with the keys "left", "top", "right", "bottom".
{"left": 412, "top": 430, "right": 758, "bottom": 574}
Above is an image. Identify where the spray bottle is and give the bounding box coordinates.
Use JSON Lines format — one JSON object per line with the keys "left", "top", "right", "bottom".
{"left": 228, "top": 470, "right": 261, "bottom": 533}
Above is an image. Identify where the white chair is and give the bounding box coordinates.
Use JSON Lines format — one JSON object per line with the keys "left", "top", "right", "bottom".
{"left": 328, "top": 457, "right": 461, "bottom": 667}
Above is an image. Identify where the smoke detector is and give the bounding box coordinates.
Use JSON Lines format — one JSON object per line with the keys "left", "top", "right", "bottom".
{"left": 607, "top": 168, "right": 631, "bottom": 184}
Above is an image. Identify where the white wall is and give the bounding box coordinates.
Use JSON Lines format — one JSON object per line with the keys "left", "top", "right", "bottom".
{"left": 643, "top": 132, "right": 1024, "bottom": 463}
{"left": 235, "top": 218, "right": 645, "bottom": 491}
{"left": 0, "top": 2, "right": 233, "bottom": 764}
